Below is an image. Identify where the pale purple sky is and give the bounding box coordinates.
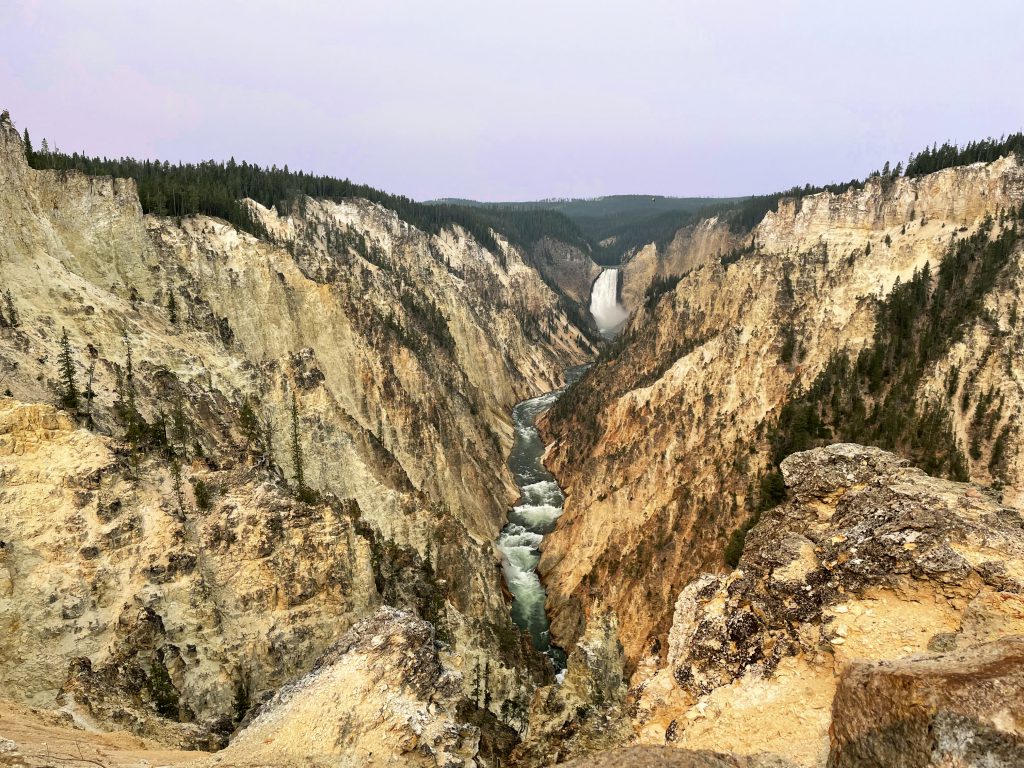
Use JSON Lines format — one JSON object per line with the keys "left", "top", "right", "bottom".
{"left": 2, "top": 0, "right": 1022, "bottom": 201}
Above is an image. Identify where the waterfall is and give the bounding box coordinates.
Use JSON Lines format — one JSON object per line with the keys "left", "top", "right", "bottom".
{"left": 590, "top": 269, "right": 628, "bottom": 336}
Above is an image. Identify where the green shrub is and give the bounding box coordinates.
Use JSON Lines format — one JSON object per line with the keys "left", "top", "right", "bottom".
{"left": 192, "top": 478, "right": 214, "bottom": 510}
{"left": 147, "top": 659, "right": 180, "bottom": 719}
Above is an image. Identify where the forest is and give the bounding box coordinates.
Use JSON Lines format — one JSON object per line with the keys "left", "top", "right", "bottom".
{"left": 724, "top": 208, "right": 1023, "bottom": 567}
{"left": 437, "top": 194, "right": 739, "bottom": 265}
{"left": 702, "top": 132, "right": 1024, "bottom": 235}
{"left": 769, "top": 211, "right": 1023, "bottom": 481}
{"left": 905, "top": 134, "right": 1024, "bottom": 177}
{"left": 22, "top": 135, "right": 587, "bottom": 255}
{"left": 21, "top": 126, "right": 1024, "bottom": 272}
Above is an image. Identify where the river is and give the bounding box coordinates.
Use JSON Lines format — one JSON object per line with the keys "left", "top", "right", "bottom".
{"left": 496, "top": 364, "right": 589, "bottom": 670}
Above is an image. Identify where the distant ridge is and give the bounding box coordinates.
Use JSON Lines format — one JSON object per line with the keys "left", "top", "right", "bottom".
{"left": 425, "top": 194, "right": 741, "bottom": 217}
{"left": 427, "top": 195, "right": 745, "bottom": 265}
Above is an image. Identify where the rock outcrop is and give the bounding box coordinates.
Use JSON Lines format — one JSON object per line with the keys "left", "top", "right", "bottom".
{"left": 828, "top": 636, "right": 1024, "bottom": 768}
{"left": 620, "top": 218, "right": 738, "bottom": 311}
{"left": 0, "top": 697, "right": 202, "bottom": 767}
{"left": 630, "top": 444, "right": 1024, "bottom": 766}
{"left": 0, "top": 395, "right": 379, "bottom": 748}
{"left": 212, "top": 608, "right": 478, "bottom": 768}
{"left": 512, "top": 613, "right": 634, "bottom": 767}
{"left": 528, "top": 236, "right": 603, "bottom": 309}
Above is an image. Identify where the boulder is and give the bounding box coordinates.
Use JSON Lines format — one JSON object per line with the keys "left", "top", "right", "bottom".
{"left": 828, "top": 636, "right": 1024, "bottom": 767}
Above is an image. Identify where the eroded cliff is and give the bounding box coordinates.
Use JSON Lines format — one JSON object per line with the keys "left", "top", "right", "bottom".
{"left": 0, "top": 111, "right": 593, "bottom": 755}
{"left": 541, "top": 155, "right": 1024, "bottom": 667}
{"left": 631, "top": 444, "right": 1024, "bottom": 766}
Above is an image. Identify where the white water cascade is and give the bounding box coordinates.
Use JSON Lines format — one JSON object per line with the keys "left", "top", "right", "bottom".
{"left": 589, "top": 268, "right": 628, "bottom": 337}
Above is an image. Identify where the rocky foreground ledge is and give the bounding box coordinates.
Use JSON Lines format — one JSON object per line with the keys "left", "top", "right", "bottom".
{"left": 633, "top": 443, "right": 1024, "bottom": 767}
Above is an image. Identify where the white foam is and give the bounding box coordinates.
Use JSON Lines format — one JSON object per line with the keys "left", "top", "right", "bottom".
{"left": 511, "top": 503, "right": 562, "bottom": 528}
{"left": 590, "top": 268, "right": 629, "bottom": 333}
{"left": 501, "top": 545, "right": 540, "bottom": 574}
{"left": 498, "top": 524, "right": 543, "bottom": 548}
{"left": 498, "top": 378, "right": 576, "bottom": 660}
{"left": 507, "top": 569, "right": 546, "bottom": 622}
{"left": 521, "top": 480, "right": 564, "bottom": 506}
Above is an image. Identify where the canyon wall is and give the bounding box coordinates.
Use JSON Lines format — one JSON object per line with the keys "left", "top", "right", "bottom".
{"left": 541, "top": 155, "right": 1024, "bottom": 669}
{"left": 620, "top": 218, "right": 739, "bottom": 311}
{"left": 0, "top": 112, "right": 592, "bottom": 751}
{"left": 631, "top": 443, "right": 1024, "bottom": 765}
{"left": 528, "top": 236, "right": 604, "bottom": 309}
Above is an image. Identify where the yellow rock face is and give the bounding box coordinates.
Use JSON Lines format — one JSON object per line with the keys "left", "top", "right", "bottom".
{"left": 0, "top": 113, "right": 591, "bottom": 744}
{"left": 541, "top": 156, "right": 1024, "bottom": 668}
{"left": 631, "top": 444, "right": 1024, "bottom": 767}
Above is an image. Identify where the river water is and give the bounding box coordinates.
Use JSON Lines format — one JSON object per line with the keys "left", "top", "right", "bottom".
{"left": 496, "top": 365, "right": 589, "bottom": 669}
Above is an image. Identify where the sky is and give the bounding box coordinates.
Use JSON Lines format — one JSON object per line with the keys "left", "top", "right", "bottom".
{"left": 2, "top": 0, "right": 1022, "bottom": 201}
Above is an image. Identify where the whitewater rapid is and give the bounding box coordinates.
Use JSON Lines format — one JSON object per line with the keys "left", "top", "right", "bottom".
{"left": 589, "top": 268, "right": 628, "bottom": 337}
{"left": 496, "top": 366, "right": 588, "bottom": 669}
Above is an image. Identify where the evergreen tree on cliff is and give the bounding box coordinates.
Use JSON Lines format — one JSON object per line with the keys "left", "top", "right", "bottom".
{"left": 290, "top": 391, "right": 305, "bottom": 491}
{"left": 3, "top": 289, "right": 18, "bottom": 327}
{"left": 166, "top": 285, "right": 178, "bottom": 325}
{"left": 57, "top": 328, "right": 79, "bottom": 410}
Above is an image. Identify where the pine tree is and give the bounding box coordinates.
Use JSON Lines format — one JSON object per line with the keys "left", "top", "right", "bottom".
{"left": 170, "top": 459, "right": 185, "bottom": 513}
{"left": 22, "top": 128, "right": 32, "bottom": 160}
{"left": 83, "top": 359, "right": 96, "bottom": 426}
{"left": 290, "top": 391, "right": 304, "bottom": 490}
{"left": 239, "top": 397, "right": 267, "bottom": 455}
{"left": 3, "top": 289, "right": 17, "bottom": 327}
{"left": 171, "top": 392, "right": 188, "bottom": 456}
{"left": 166, "top": 286, "right": 178, "bottom": 325}
{"left": 123, "top": 330, "right": 135, "bottom": 410}
{"left": 57, "top": 328, "right": 79, "bottom": 409}
{"left": 116, "top": 329, "right": 140, "bottom": 441}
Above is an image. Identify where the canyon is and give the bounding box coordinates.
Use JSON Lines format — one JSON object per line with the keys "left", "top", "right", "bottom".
{"left": 1, "top": 106, "right": 1024, "bottom": 768}
{"left": 0, "top": 111, "right": 590, "bottom": 759}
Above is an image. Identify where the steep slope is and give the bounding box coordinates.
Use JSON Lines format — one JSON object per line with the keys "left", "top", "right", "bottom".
{"left": 0, "top": 112, "right": 593, "bottom": 752}
{"left": 215, "top": 608, "right": 479, "bottom": 768}
{"left": 541, "top": 155, "right": 1024, "bottom": 666}
{"left": 525, "top": 236, "right": 603, "bottom": 309}
{"left": 4, "top": 448, "right": 1020, "bottom": 767}
{"left": 619, "top": 218, "right": 738, "bottom": 312}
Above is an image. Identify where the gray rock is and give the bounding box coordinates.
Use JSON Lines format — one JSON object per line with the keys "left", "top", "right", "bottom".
{"left": 828, "top": 636, "right": 1024, "bottom": 767}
